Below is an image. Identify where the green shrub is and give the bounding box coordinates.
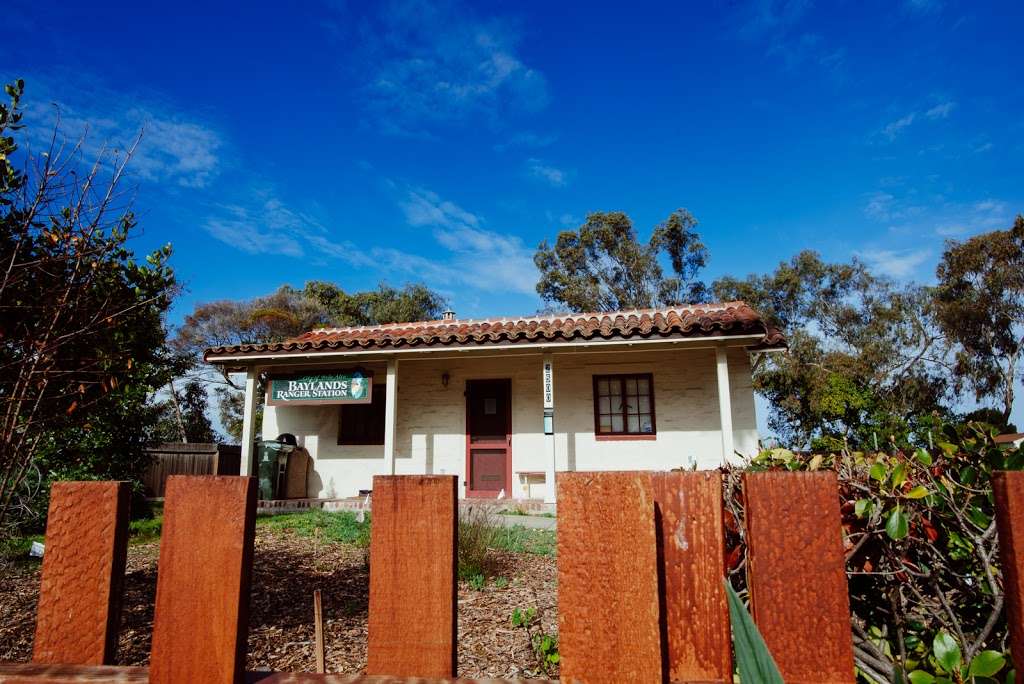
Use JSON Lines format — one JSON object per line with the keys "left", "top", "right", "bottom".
{"left": 738, "top": 420, "right": 1024, "bottom": 682}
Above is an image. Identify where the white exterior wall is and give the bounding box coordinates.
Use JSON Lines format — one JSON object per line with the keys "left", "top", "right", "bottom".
{"left": 261, "top": 347, "right": 758, "bottom": 499}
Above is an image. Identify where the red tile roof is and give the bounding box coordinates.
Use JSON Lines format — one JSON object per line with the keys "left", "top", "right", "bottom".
{"left": 204, "top": 301, "right": 786, "bottom": 362}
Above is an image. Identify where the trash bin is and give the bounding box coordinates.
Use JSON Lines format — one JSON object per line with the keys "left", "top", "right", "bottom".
{"left": 255, "top": 439, "right": 294, "bottom": 500}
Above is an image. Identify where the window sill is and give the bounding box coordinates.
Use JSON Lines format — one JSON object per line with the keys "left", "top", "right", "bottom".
{"left": 595, "top": 434, "right": 657, "bottom": 442}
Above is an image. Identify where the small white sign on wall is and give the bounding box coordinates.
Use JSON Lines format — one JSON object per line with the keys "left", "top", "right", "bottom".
{"left": 543, "top": 358, "right": 554, "bottom": 409}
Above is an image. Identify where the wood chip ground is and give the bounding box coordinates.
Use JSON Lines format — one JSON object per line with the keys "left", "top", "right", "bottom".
{"left": 0, "top": 527, "right": 559, "bottom": 679}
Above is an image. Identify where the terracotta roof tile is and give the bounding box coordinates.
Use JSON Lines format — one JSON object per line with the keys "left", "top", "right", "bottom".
{"left": 204, "top": 301, "right": 786, "bottom": 361}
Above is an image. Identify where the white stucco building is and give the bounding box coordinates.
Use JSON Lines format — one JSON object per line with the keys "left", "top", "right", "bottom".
{"left": 204, "top": 302, "right": 786, "bottom": 502}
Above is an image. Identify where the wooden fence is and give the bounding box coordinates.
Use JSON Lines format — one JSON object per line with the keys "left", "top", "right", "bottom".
{"left": 3, "top": 470, "right": 1024, "bottom": 683}
{"left": 142, "top": 443, "right": 241, "bottom": 497}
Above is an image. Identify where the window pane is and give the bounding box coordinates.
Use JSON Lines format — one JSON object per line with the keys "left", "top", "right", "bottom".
{"left": 637, "top": 377, "right": 650, "bottom": 395}
{"left": 598, "top": 379, "right": 610, "bottom": 396}
{"left": 625, "top": 394, "right": 639, "bottom": 414}
{"left": 626, "top": 378, "right": 638, "bottom": 396}
{"left": 638, "top": 396, "right": 650, "bottom": 413}
{"left": 611, "top": 414, "right": 624, "bottom": 432}
{"left": 599, "top": 415, "right": 611, "bottom": 432}
{"left": 640, "top": 414, "right": 654, "bottom": 433}
{"left": 627, "top": 415, "right": 640, "bottom": 432}
{"left": 599, "top": 396, "right": 611, "bottom": 414}
{"left": 610, "top": 380, "right": 621, "bottom": 396}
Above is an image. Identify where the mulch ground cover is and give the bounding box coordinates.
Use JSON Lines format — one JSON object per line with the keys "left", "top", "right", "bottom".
{"left": 0, "top": 526, "right": 559, "bottom": 679}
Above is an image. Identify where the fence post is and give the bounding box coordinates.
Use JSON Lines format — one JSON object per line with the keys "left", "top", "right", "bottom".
{"left": 994, "top": 471, "right": 1024, "bottom": 681}
{"left": 149, "top": 475, "right": 256, "bottom": 684}
{"left": 33, "top": 481, "right": 130, "bottom": 665}
{"left": 651, "top": 471, "right": 732, "bottom": 683}
{"left": 743, "top": 471, "right": 855, "bottom": 684}
{"left": 366, "top": 475, "right": 457, "bottom": 678}
{"left": 558, "top": 471, "right": 663, "bottom": 683}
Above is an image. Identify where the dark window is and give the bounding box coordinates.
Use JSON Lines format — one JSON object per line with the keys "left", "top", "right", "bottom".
{"left": 592, "top": 373, "right": 656, "bottom": 435}
{"left": 338, "top": 385, "right": 386, "bottom": 445}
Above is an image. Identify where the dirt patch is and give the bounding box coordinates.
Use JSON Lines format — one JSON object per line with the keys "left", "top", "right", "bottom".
{"left": 0, "top": 528, "right": 558, "bottom": 678}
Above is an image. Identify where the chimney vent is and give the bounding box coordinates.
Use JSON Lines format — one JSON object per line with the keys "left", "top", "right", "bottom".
{"left": 442, "top": 309, "right": 456, "bottom": 321}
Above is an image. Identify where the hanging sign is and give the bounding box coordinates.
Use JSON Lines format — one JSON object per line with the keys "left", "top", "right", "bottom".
{"left": 542, "top": 359, "right": 554, "bottom": 409}
{"left": 267, "top": 371, "right": 373, "bottom": 406}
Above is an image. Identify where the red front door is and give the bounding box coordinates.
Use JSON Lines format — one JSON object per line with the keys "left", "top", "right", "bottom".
{"left": 465, "top": 379, "right": 512, "bottom": 498}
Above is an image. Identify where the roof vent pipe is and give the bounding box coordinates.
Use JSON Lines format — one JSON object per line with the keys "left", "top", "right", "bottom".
{"left": 442, "top": 309, "right": 456, "bottom": 321}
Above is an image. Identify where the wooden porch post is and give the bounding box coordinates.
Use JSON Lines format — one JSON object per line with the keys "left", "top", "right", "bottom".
{"left": 543, "top": 353, "right": 556, "bottom": 503}
{"left": 239, "top": 367, "right": 258, "bottom": 477}
{"left": 383, "top": 359, "right": 398, "bottom": 476}
{"left": 715, "top": 346, "right": 734, "bottom": 463}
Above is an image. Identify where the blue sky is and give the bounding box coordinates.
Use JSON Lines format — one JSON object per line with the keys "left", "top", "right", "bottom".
{"left": 3, "top": 0, "right": 1023, "bottom": 425}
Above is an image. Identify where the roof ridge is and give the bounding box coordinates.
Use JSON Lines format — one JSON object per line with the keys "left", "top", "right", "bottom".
{"left": 203, "top": 300, "right": 787, "bottom": 362}
{"left": 305, "top": 301, "right": 747, "bottom": 336}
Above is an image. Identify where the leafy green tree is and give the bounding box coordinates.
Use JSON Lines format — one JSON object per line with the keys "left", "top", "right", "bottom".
{"left": 934, "top": 216, "right": 1024, "bottom": 424}
{"left": 534, "top": 209, "right": 709, "bottom": 312}
{"left": 175, "top": 280, "right": 446, "bottom": 440}
{"left": 0, "top": 80, "right": 178, "bottom": 532}
{"left": 713, "top": 251, "right": 951, "bottom": 449}
{"left": 151, "top": 379, "right": 219, "bottom": 444}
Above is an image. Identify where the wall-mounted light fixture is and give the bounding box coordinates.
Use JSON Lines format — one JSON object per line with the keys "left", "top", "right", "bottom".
{"left": 441, "top": 372, "right": 450, "bottom": 388}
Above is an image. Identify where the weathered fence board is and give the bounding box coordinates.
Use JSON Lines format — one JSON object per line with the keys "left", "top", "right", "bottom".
{"left": 33, "top": 482, "right": 130, "bottom": 666}
{"left": 650, "top": 471, "right": 731, "bottom": 683}
{"left": 142, "top": 443, "right": 241, "bottom": 497}
{"left": 149, "top": 476, "right": 256, "bottom": 684}
{"left": 743, "top": 471, "right": 855, "bottom": 684}
{"left": 557, "top": 471, "right": 663, "bottom": 683}
{"left": 366, "top": 475, "right": 457, "bottom": 678}
{"left": 994, "top": 471, "right": 1024, "bottom": 680}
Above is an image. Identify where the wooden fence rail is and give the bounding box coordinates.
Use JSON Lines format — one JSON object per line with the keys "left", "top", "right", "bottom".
{"left": 3, "top": 470, "right": 1024, "bottom": 683}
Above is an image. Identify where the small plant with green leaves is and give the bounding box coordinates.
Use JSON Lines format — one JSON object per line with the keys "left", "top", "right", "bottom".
{"left": 745, "top": 421, "right": 1024, "bottom": 682}
{"left": 467, "top": 573, "right": 486, "bottom": 591}
{"left": 724, "top": 581, "right": 784, "bottom": 684}
{"left": 511, "top": 606, "right": 559, "bottom": 676}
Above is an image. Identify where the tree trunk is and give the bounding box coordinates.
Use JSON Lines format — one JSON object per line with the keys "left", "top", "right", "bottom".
{"left": 167, "top": 380, "right": 188, "bottom": 443}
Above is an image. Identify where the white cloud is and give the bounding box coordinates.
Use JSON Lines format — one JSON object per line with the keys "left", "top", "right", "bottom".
{"left": 740, "top": 0, "right": 813, "bottom": 38}
{"left": 859, "top": 249, "right": 932, "bottom": 278}
{"left": 203, "top": 190, "right": 365, "bottom": 264}
{"left": 493, "top": 131, "right": 556, "bottom": 152}
{"left": 876, "top": 100, "right": 956, "bottom": 142}
{"left": 882, "top": 112, "right": 917, "bottom": 141}
{"left": 358, "top": 1, "right": 548, "bottom": 134}
{"left": 934, "top": 199, "right": 1010, "bottom": 237}
{"left": 526, "top": 158, "right": 568, "bottom": 187}
{"left": 864, "top": 181, "right": 1013, "bottom": 239}
{"left": 863, "top": 191, "right": 925, "bottom": 222}
{"left": 23, "top": 79, "right": 223, "bottom": 188}
{"left": 904, "top": 0, "right": 942, "bottom": 13}
{"left": 736, "top": 0, "right": 844, "bottom": 75}
{"left": 925, "top": 101, "right": 956, "bottom": 120}
{"left": 401, "top": 187, "right": 482, "bottom": 230}
{"left": 390, "top": 186, "right": 538, "bottom": 295}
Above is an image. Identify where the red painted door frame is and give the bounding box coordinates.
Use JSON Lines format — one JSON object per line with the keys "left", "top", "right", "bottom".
{"left": 465, "top": 379, "right": 513, "bottom": 498}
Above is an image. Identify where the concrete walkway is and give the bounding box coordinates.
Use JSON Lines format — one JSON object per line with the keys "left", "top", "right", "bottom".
{"left": 494, "top": 513, "right": 557, "bottom": 530}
